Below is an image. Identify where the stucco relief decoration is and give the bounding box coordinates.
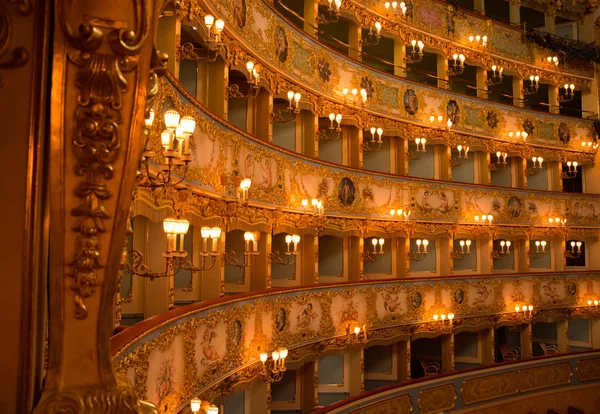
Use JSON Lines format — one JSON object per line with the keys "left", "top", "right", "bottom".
{"left": 523, "top": 118, "right": 535, "bottom": 136}
{"left": 559, "top": 122, "right": 571, "bottom": 144}
{"left": 411, "top": 291, "right": 423, "bottom": 309}
{"left": 486, "top": 110, "right": 498, "bottom": 129}
{"left": 292, "top": 301, "right": 319, "bottom": 332}
{"left": 360, "top": 76, "right": 375, "bottom": 100}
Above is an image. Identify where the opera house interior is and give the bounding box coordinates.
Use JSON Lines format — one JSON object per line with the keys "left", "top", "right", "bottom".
{"left": 6, "top": 0, "right": 600, "bottom": 413}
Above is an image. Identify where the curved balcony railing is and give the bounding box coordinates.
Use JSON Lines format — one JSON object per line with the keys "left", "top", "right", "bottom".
{"left": 148, "top": 75, "right": 600, "bottom": 234}
{"left": 313, "top": 349, "right": 600, "bottom": 413}
{"left": 178, "top": 0, "right": 598, "bottom": 153}
{"left": 112, "top": 270, "right": 600, "bottom": 413}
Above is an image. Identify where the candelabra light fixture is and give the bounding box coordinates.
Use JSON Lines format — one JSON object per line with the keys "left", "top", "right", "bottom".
{"left": 317, "top": 112, "right": 343, "bottom": 140}
{"left": 432, "top": 312, "right": 455, "bottom": 324}
{"left": 587, "top": 299, "right": 599, "bottom": 307}
{"left": 508, "top": 131, "right": 528, "bottom": 141}
{"left": 468, "top": 34, "right": 488, "bottom": 47}
{"left": 345, "top": 324, "right": 368, "bottom": 344}
{"left": 474, "top": 214, "right": 494, "bottom": 225}
{"left": 449, "top": 53, "right": 465, "bottom": 75}
{"left": 451, "top": 144, "right": 470, "bottom": 167}
{"left": 566, "top": 241, "right": 583, "bottom": 259}
{"left": 525, "top": 156, "right": 544, "bottom": 176}
{"left": 317, "top": 0, "right": 342, "bottom": 24}
{"left": 406, "top": 39, "right": 425, "bottom": 63}
{"left": 492, "top": 240, "right": 511, "bottom": 259}
{"left": 259, "top": 348, "right": 288, "bottom": 383}
{"left": 389, "top": 207, "right": 411, "bottom": 221}
{"left": 203, "top": 14, "right": 225, "bottom": 45}
{"left": 363, "top": 237, "right": 385, "bottom": 262}
{"left": 362, "top": 21, "right": 382, "bottom": 46}
{"left": 127, "top": 219, "right": 223, "bottom": 279}
{"left": 301, "top": 198, "right": 324, "bottom": 215}
{"left": 548, "top": 217, "right": 567, "bottom": 226}
{"left": 513, "top": 304, "right": 534, "bottom": 322}
{"left": 451, "top": 239, "right": 472, "bottom": 260}
{"left": 139, "top": 109, "right": 196, "bottom": 189}
{"left": 558, "top": 83, "right": 575, "bottom": 103}
{"left": 270, "top": 234, "right": 301, "bottom": 266}
{"left": 581, "top": 141, "right": 599, "bottom": 151}
{"left": 342, "top": 87, "right": 367, "bottom": 106}
{"left": 561, "top": 161, "right": 579, "bottom": 179}
{"left": 429, "top": 114, "right": 453, "bottom": 132}
{"left": 408, "top": 137, "right": 427, "bottom": 160}
{"left": 490, "top": 151, "right": 508, "bottom": 170}
{"left": 273, "top": 90, "right": 302, "bottom": 123}
{"left": 524, "top": 75, "right": 540, "bottom": 95}
{"left": 546, "top": 56, "right": 559, "bottom": 67}
{"left": 190, "top": 398, "right": 219, "bottom": 414}
{"left": 363, "top": 127, "right": 384, "bottom": 152}
{"left": 486, "top": 65, "right": 503, "bottom": 86}
{"left": 384, "top": 1, "right": 408, "bottom": 18}
{"left": 223, "top": 231, "right": 260, "bottom": 268}
{"left": 229, "top": 61, "right": 261, "bottom": 99}
{"left": 410, "top": 239, "right": 429, "bottom": 261}
{"left": 220, "top": 175, "right": 252, "bottom": 203}
{"left": 528, "top": 240, "right": 547, "bottom": 259}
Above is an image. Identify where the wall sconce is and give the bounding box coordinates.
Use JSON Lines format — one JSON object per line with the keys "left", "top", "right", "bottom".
{"left": 409, "top": 137, "right": 427, "bottom": 160}
{"left": 237, "top": 177, "right": 252, "bottom": 202}
{"left": 581, "top": 141, "right": 599, "bottom": 151}
{"left": 384, "top": 1, "right": 408, "bottom": 18}
{"left": 451, "top": 239, "right": 471, "bottom": 260}
{"left": 190, "top": 399, "right": 219, "bottom": 414}
{"left": 524, "top": 75, "right": 540, "bottom": 95}
{"left": 203, "top": 14, "right": 225, "bottom": 45}
{"left": 449, "top": 53, "right": 465, "bottom": 75}
{"left": 474, "top": 214, "right": 493, "bottom": 225}
{"left": 546, "top": 56, "right": 559, "bottom": 67}
{"left": 269, "top": 234, "right": 301, "bottom": 266}
{"left": 451, "top": 144, "right": 470, "bottom": 167}
{"left": 362, "top": 21, "right": 382, "bottom": 46}
{"left": 490, "top": 151, "right": 507, "bottom": 170}
{"left": 223, "top": 231, "right": 260, "bottom": 268}
{"left": 508, "top": 131, "right": 528, "bottom": 141}
{"left": 528, "top": 240, "right": 547, "bottom": 259}
{"left": 301, "top": 198, "right": 324, "bottom": 215}
{"left": 286, "top": 90, "right": 302, "bottom": 114}
{"left": 390, "top": 207, "right": 411, "bottom": 221}
{"left": 587, "top": 299, "right": 599, "bottom": 307}
{"left": 342, "top": 87, "right": 368, "bottom": 106}
{"left": 219, "top": 175, "right": 251, "bottom": 202}
{"left": 468, "top": 34, "right": 487, "bottom": 47}
{"left": 558, "top": 83, "right": 575, "bottom": 103}
{"left": 363, "top": 127, "right": 384, "bottom": 152}
{"left": 272, "top": 90, "right": 302, "bottom": 123}
{"left": 561, "top": 161, "right": 579, "bottom": 179}
{"left": 410, "top": 238, "right": 429, "bottom": 261}
{"left": 317, "top": 113, "right": 343, "bottom": 140}
{"left": 566, "top": 241, "right": 583, "bottom": 259}
{"left": 127, "top": 219, "right": 223, "bottom": 279}
{"left": 229, "top": 61, "right": 261, "bottom": 99}
{"left": 548, "top": 217, "right": 566, "bottom": 226}
{"left": 432, "top": 312, "right": 454, "bottom": 324}
{"left": 406, "top": 39, "right": 424, "bottom": 63}
{"left": 486, "top": 65, "right": 503, "bottom": 86}
{"left": 514, "top": 304, "right": 534, "bottom": 321}
{"left": 259, "top": 348, "right": 288, "bottom": 383}
{"left": 525, "top": 156, "right": 544, "bottom": 176}
{"left": 363, "top": 237, "right": 385, "bottom": 262}
{"left": 492, "top": 240, "right": 511, "bottom": 259}
{"left": 317, "top": 0, "right": 342, "bottom": 24}
{"left": 139, "top": 109, "right": 195, "bottom": 189}
{"left": 346, "top": 324, "right": 368, "bottom": 344}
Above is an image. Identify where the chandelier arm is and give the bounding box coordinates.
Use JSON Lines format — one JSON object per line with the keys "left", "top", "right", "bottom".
{"left": 126, "top": 250, "right": 182, "bottom": 280}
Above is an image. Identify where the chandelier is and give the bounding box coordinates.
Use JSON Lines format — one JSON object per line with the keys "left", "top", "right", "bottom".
{"left": 139, "top": 109, "right": 196, "bottom": 189}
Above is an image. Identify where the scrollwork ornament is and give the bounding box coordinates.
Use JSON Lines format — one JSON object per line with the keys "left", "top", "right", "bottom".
{"left": 0, "top": 1, "right": 31, "bottom": 89}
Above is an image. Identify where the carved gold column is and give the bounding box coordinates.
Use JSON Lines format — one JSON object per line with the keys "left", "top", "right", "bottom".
{"left": 35, "top": 1, "right": 165, "bottom": 412}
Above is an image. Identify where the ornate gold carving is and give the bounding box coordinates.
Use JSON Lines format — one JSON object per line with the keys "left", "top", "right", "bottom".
{"left": 0, "top": 1, "right": 31, "bottom": 89}
{"left": 418, "top": 383, "right": 456, "bottom": 414}
{"left": 518, "top": 362, "right": 572, "bottom": 392}
{"left": 577, "top": 357, "right": 600, "bottom": 382}
{"left": 352, "top": 393, "right": 412, "bottom": 414}
{"left": 461, "top": 371, "right": 518, "bottom": 405}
